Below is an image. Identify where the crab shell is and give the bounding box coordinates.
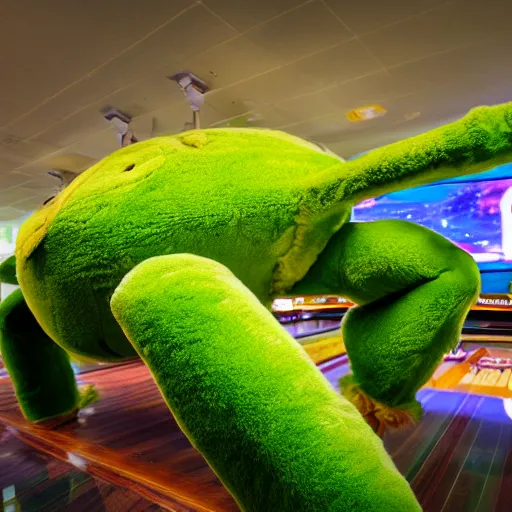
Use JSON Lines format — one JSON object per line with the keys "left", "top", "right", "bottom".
{"left": 15, "top": 129, "right": 351, "bottom": 361}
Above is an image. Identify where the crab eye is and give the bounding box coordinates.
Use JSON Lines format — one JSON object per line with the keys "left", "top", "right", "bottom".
{"left": 43, "top": 195, "right": 55, "bottom": 205}
{"left": 123, "top": 164, "right": 135, "bottom": 172}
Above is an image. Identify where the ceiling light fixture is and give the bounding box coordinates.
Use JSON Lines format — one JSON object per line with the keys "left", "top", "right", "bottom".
{"left": 346, "top": 105, "right": 387, "bottom": 123}
{"left": 168, "top": 72, "right": 210, "bottom": 130}
{"left": 103, "top": 108, "right": 138, "bottom": 147}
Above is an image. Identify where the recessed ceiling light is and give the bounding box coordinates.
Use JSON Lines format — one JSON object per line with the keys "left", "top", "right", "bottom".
{"left": 346, "top": 105, "right": 387, "bottom": 122}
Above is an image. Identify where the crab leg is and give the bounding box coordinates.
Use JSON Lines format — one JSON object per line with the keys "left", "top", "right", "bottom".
{"left": 291, "top": 220, "right": 479, "bottom": 434}
{"left": 111, "top": 254, "right": 421, "bottom": 512}
{"left": 0, "top": 289, "right": 80, "bottom": 425}
{"left": 312, "top": 103, "right": 512, "bottom": 203}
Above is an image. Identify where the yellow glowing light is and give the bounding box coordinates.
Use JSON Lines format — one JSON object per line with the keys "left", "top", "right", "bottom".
{"left": 346, "top": 105, "right": 387, "bottom": 122}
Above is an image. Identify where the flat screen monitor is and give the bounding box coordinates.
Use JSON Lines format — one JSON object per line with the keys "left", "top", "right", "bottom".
{"left": 351, "top": 164, "right": 512, "bottom": 293}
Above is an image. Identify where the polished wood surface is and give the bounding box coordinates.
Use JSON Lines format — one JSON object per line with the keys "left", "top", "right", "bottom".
{"left": 430, "top": 348, "right": 512, "bottom": 399}
{"left": 385, "top": 388, "right": 512, "bottom": 512}
{"left": 429, "top": 348, "right": 489, "bottom": 390}
{"left": 0, "top": 362, "right": 236, "bottom": 512}
{"left": 0, "top": 422, "right": 163, "bottom": 511}
{"left": 301, "top": 334, "right": 345, "bottom": 363}
{"left": 1, "top": 352, "right": 511, "bottom": 511}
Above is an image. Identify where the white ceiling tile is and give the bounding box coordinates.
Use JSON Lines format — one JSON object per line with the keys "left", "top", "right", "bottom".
{"left": 360, "top": 0, "right": 512, "bottom": 68}
{"left": 100, "top": 76, "right": 186, "bottom": 119}
{"left": 285, "top": 39, "right": 382, "bottom": 90}
{"left": 8, "top": 73, "right": 184, "bottom": 140}
{"left": 327, "top": 70, "right": 429, "bottom": 112}
{"left": 244, "top": 1, "right": 353, "bottom": 63}
{"left": 276, "top": 91, "right": 343, "bottom": 123}
{"left": 46, "top": 153, "right": 97, "bottom": 173}
{"left": 152, "top": 101, "right": 225, "bottom": 134}
{"left": 0, "top": 171, "right": 32, "bottom": 189}
{"left": 33, "top": 108, "right": 110, "bottom": 148}
{"left": 317, "top": 115, "right": 434, "bottom": 156}
{"left": 220, "top": 107, "right": 296, "bottom": 129}
{"left": 83, "top": 4, "right": 237, "bottom": 87}
{"left": 324, "top": 135, "right": 389, "bottom": 158}
{"left": 5, "top": 5, "right": 235, "bottom": 139}
{"left": 385, "top": 81, "right": 512, "bottom": 125}
{"left": 7, "top": 163, "right": 49, "bottom": 177}
{"left": 205, "top": 89, "right": 264, "bottom": 118}
{"left": 324, "top": 0, "right": 447, "bottom": 35}
{"left": 322, "top": 79, "right": 512, "bottom": 157}
{"left": 0, "top": 152, "right": 26, "bottom": 170}
{"left": 57, "top": 129, "right": 119, "bottom": 161}
{"left": 284, "top": 112, "right": 353, "bottom": 140}
{"left": 209, "top": 111, "right": 269, "bottom": 128}
{"left": 0, "top": 207, "right": 26, "bottom": 221}
{"left": 0, "top": 187, "right": 37, "bottom": 207}
{"left": 388, "top": 35, "right": 512, "bottom": 92}
{"left": 0, "top": 0, "right": 194, "bottom": 127}
{"left": 4, "top": 196, "right": 47, "bottom": 213}
{"left": 216, "top": 66, "right": 322, "bottom": 107}
{"left": 203, "top": 0, "right": 305, "bottom": 32}
{"left": 0, "top": 133, "right": 61, "bottom": 168}
{"left": 180, "top": 36, "right": 283, "bottom": 90}
{"left": 21, "top": 174, "right": 60, "bottom": 190}
{"left": 243, "top": 105, "right": 299, "bottom": 128}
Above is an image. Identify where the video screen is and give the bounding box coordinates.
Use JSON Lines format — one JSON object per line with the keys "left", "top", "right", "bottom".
{"left": 352, "top": 178, "right": 512, "bottom": 265}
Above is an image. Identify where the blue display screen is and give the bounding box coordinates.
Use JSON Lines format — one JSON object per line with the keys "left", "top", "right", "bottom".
{"left": 351, "top": 164, "right": 512, "bottom": 292}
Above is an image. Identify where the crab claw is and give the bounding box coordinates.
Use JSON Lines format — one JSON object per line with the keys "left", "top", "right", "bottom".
{"left": 341, "top": 375, "right": 417, "bottom": 437}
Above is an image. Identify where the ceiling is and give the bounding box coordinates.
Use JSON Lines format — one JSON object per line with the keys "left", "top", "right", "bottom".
{"left": 1, "top": 0, "right": 511, "bottom": 221}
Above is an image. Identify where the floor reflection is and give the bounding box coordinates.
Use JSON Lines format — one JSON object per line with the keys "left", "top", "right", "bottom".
{"left": 0, "top": 424, "right": 162, "bottom": 511}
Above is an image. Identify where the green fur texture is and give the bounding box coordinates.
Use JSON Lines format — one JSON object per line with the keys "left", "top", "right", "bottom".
{"left": 0, "top": 255, "right": 18, "bottom": 285}
{"left": 16, "top": 129, "right": 351, "bottom": 361}
{"left": 5, "top": 102, "right": 512, "bottom": 505}
{"left": 111, "top": 254, "right": 421, "bottom": 512}
{"left": 0, "top": 289, "right": 79, "bottom": 422}
{"left": 77, "top": 384, "right": 99, "bottom": 409}
{"left": 339, "top": 102, "right": 512, "bottom": 201}
{"left": 293, "top": 220, "right": 480, "bottom": 412}
{"left": 15, "top": 103, "right": 512, "bottom": 364}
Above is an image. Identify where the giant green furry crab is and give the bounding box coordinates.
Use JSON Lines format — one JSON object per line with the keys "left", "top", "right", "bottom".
{"left": 1, "top": 103, "right": 512, "bottom": 511}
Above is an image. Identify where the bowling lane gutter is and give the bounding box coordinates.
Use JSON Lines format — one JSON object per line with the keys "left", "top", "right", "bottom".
{"left": 318, "top": 355, "right": 349, "bottom": 374}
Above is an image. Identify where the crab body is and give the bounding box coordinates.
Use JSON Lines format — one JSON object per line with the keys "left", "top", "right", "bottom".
{"left": 2, "top": 103, "right": 512, "bottom": 511}
{"left": 15, "top": 129, "right": 356, "bottom": 360}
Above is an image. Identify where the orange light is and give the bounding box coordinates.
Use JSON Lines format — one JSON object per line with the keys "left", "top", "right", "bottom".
{"left": 346, "top": 105, "right": 387, "bottom": 122}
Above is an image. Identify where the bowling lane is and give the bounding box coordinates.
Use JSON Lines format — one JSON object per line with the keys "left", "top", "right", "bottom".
{"left": 320, "top": 346, "right": 512, "bottom": 512}
{"left": 283, "top": 318, "right": 341, "bottom": 338}
{"left": 3, "top": 337, "right": 512, "bottom": 512}
{"left": 319, "top": 355, "right": 350, "bottom": 390}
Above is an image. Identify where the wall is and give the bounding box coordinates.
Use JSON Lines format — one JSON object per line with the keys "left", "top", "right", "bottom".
{"left": 0, "top": 216, "right": 28, "bottom": 301}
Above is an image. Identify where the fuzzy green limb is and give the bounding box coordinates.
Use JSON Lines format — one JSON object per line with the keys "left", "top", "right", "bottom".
{"left": 0, "top": 289, "right": 79, "bottom": 423}
{"left": 78, "top": 384, "right": 99, "bottom": 408}
{"left": 310, "top": 103, "right": 512, "bottom": 204}
{"left": 111, "top": 254, "right": 420, "bottom": 512}
{"left": 0, "top": 255, "right": 18, "bottom": 285}
{"left": 293, "top": 220, "right": 480, "bottom": 421}
{"left": 340, "top": 374, "right": 422, "bottom": 438}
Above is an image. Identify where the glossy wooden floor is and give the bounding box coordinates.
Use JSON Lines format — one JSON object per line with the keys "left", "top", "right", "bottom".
{"left": 1, "top": 356, "right": 511, "bottom": 511}
{"left": 0, "top": 422, "right": 163, "bottom": 511}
